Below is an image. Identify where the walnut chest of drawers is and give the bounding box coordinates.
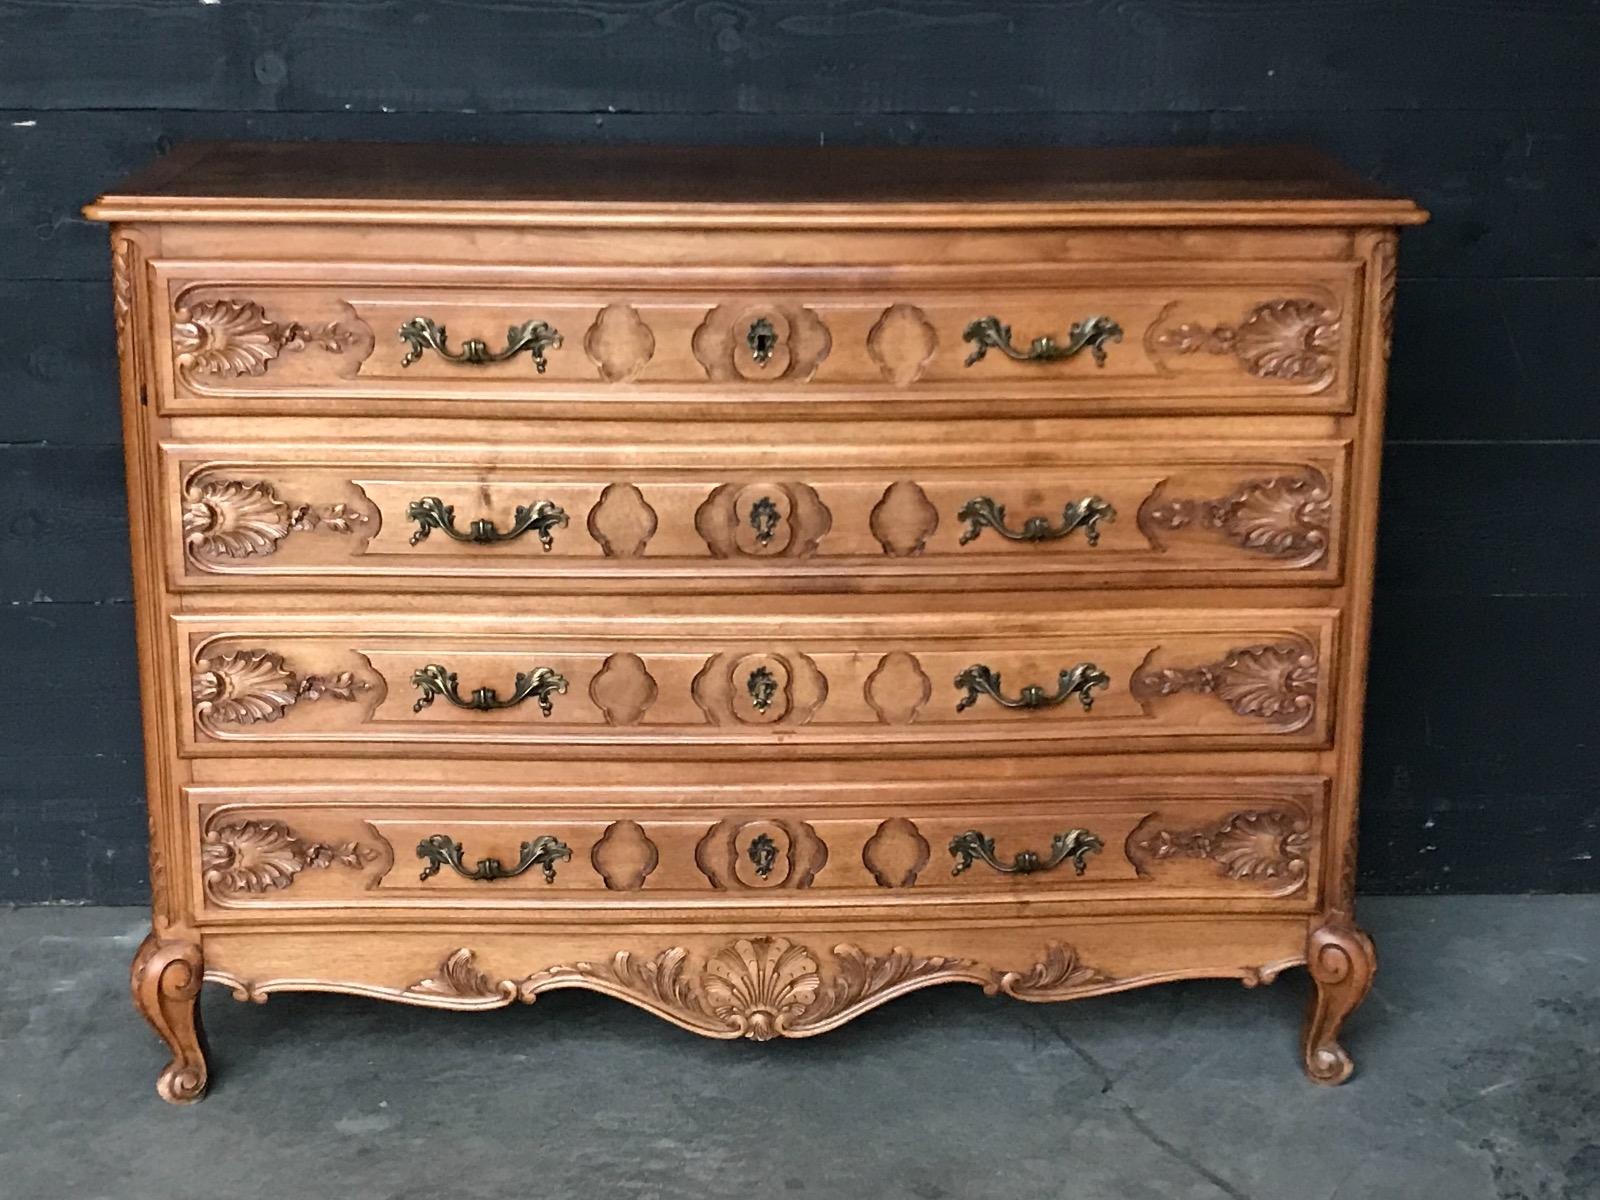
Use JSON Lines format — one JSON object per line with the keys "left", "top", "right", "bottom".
{"left": 87, "top": 143, "right": 1425, "bottom": 1102}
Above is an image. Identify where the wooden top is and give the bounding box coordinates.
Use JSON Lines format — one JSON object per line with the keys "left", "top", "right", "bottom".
{"left": 86, "top": 142, "right": 1425, "bottom": 228}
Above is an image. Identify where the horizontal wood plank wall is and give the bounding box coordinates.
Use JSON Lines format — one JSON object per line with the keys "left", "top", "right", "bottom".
{"left": 2, "top": 0, "right": 1596, "bottom": 900}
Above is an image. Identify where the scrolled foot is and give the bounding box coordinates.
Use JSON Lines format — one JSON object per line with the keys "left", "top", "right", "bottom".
{"left": 130, "top": 933, "right": 210, "bottom": 1104}
{"left": 1301, "top": 915, "right": 1376, "bottom": 1086}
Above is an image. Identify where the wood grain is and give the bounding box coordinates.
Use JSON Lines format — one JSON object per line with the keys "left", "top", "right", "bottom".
{"left": 88, "top": 141, "right": 1417, "bottom": 1095}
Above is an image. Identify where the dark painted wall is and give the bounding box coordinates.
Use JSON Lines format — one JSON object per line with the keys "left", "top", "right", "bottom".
{"left": 2, "top": 1, "right": 1596, "bottom": 902}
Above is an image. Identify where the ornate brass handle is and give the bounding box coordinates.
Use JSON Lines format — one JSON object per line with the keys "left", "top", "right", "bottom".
{"left": 949, "top": 828, "right": 1104, "bottom": 877}
{"left": 954, "top": 662, "right": 1109, "bottom": 713}
{"left": 406, "top": 497, "right": 569, "bottom": 550}
{"left": 962, "top": 315, "right": 1122, "bottom": 367}
{"left": 398, "top": 316, "right": 563, "bottom": 372}
{"left": 958, "top": 496, "right": 1115, "bottom": 547}
{"left": 416, "top": 833, "right": 572, "bottom": 883}
{"left": 411, "top": 664, "right": 568, "bottom": 716}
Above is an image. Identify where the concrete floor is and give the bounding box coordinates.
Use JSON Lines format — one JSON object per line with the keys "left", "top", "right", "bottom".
{"left": 0, "top": 898, "right": 1595, "bottom": 1200}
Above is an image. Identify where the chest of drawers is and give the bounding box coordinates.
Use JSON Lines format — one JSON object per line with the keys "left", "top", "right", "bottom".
{"left": 88, "top": 143, "right": 1424, "bottom": 1102}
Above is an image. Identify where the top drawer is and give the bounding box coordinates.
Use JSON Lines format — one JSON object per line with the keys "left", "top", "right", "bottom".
{"left": 147, "top": 259, "right": 1364, "bottom": 419}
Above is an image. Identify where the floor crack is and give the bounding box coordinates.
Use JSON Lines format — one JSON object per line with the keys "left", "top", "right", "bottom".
{"left": 1032, "top": 1011, "right": 1254, "bottom": 1200}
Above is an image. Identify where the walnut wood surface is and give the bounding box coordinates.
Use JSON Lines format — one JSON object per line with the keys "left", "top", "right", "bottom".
{"left": 91, "top": 142, "right": 1416, "bottom": 1101}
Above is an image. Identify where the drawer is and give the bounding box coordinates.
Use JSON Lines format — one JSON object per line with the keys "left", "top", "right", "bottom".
{"left": 148, "top": 259, "right": 1362, "bottom": 417}
{"left": 187, "top": 775, "right": 1328, "bottom": 914}
{"left": 173, "top": 605, "right": 1337, "bottom": 758}
{"left": 163, "top": 438, "right": 1349, "bottom": 591}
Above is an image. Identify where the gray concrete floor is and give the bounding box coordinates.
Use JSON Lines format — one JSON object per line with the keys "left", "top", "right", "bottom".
{"left": 0, "top": 898, "right": 1595, "bottom": 1200}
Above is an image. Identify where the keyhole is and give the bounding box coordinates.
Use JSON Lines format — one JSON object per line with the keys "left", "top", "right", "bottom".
{"left": 746, "top": 317, "right": 778, "bottom": 366}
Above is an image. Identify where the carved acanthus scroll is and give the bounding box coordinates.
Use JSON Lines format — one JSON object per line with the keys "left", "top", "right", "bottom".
{"left": 191, "top": 649, "right": 371, "bottom": 731}
{"left": 1148, "top": 299, "right": 1341, "bottom": 384}
{"left": 399, "top": 937, "right": 1112, "bottom": 1036}
{"left": 202, "top": 818, "right": 378, "bottom": 896}
{"left": 1138, "top": 470, "right": 1331, "bottom": 564}
{"left": 183, "top": 478, "right": 370, "bottom": 560}
{"left": 1131, "top": 640, "right": 1318, "bottom": 731}
{"left": 173, "top": 298, "right": 365, "bottom": 379}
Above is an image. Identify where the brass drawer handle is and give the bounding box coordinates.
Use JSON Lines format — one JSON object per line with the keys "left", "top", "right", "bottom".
{"left": 398, "top": 316, "right": 563, "bottom": 372}
{"left": 962, "top": 315, "right": 1122, "bottom": 367}
{"left": 954, "top": 662, "right": 1109, "bottom": 713}
{"left": 406, "top": 497, "right": 569, "bottom": 550}
{"left": 410, "top": 664, "right": 568, "bottom": 716}
{"left": 416, "top": 833, "right": 572, "bottom": 883}
{"left": 949, "top": 828, "right": 1104, "bottom": 877}
{"left": 958, "top": 495, "right": 1115, "bottom": 547}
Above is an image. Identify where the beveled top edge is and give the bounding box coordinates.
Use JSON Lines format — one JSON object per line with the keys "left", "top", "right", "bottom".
{"left": 84, "top": 141, "right": 1428, "bottom": 227}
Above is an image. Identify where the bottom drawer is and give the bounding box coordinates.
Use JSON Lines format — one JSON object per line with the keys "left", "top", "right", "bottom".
{"left": 188, "top": 775, "right": 1327, "bottom": 913}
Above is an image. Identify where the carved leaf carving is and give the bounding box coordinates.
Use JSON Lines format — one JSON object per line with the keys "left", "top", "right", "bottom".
{"left": 1127, "top": 809, "right": 1312, "bottom": 885}
{"left": 417, "top": 938, "right": 1112, "bottom": 1034}
{"left": 869, "top": 481, "right": 940, "bottom": 557}
{"left": 997, "top": 942, "right": 1109, "bottom": 998}
{"left": 183, "top": 478, "right": 371, "bottom": 560}
{"left": 201, "top": 818, "right": 376, "bottom": 896}
{"left": 796, "top": 945, "right": 985, "bottom": 1031}
{"left": 1150, "top": 298, "right": 1340, "bottom": 384}
{"left": 1131, "top": 641, "right": 1318, "bottom": 731}
{"left": 586, "top": 483, "right": 658, "bottom": 557}
{"left": 1137, "top": 470, "right": 1331, "bottom": 564}
{"left": 408, "top": 948, "right": 516, "bottom": 1002}
{"left": 172, "top": 299, "right": 361, "bottom": 379}
{"left": 191, "top": 650, "right": 371, "bottom": 730}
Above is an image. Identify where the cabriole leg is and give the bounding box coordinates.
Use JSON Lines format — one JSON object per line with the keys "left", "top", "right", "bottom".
{"left": 1301, "top": 915, "right": 1376, "bottom": 1085}
{"left": 130, "top": 933, "right": 209, "bottom": 1104}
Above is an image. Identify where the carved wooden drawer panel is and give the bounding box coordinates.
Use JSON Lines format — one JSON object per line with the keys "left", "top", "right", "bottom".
{"left": 92, "top": 143, "right": 1422, "bottom": 1097}
{"left": 147, "top": 263, "right": 1361, "bottom": 417}
{"left": 163, "top": 438, "right": 1349, "bottom": 591}
{"left": 188, "top": 776, "right": 1328, "bottom": 915}
{"left": 174, "top": 606, "right": 1336, "bottom": 758}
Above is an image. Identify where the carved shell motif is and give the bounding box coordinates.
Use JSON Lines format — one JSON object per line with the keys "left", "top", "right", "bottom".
{"left": 411, "top": 938, "right": 1111, "bottom": 1032}
{"left": 202, "top": 819, "right": 376, "bottom": 895}
{"left": 192, "top": 650, "right": 370, "bottom": 728}
{"left": 1132, "top": 641, "right": 1318, "bottom": 730}
{"left": 701, "top": 938, "right": 822, "bottom": 1040}
{"left": 1232, "top": 300, "right": 1341, "bottom": 381}
{"left": 183, "top": 478, "right": 370, "bottom": 560}
{"left": 1139, "top": 470, "right": 1332, "bottom": 564}
{"left": 183, "top": 481, "right": 290, "bottom": 557}
{"left": 1129, "top": 810, "right": 1312, "bottom": 883}
{"left": 1151, "top": 298, "right": 1340, "bottom": 384}
{"left": 172, "top": 299, "right": 357, "bottom": 378}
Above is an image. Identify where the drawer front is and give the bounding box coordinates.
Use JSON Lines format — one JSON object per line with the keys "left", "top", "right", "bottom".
{"left": 150, "top": 261, "right": 1361, "bottom": 416}
{"left": 164, "top": 440, "right": 1349, "bottom": 590}
{"left": 188, "top": 776, "right": 1328, "bottom": 913}
{"left": 174, "top": 607, "right": 1337, "bottom": 758}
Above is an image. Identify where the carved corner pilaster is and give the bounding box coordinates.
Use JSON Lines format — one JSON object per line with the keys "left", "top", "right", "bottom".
{"left": 1302, "top": 915, "right": 1377, "bottom": 1086}
{"left": 130, "top": 934, "right": 209, "bottom": 1105}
